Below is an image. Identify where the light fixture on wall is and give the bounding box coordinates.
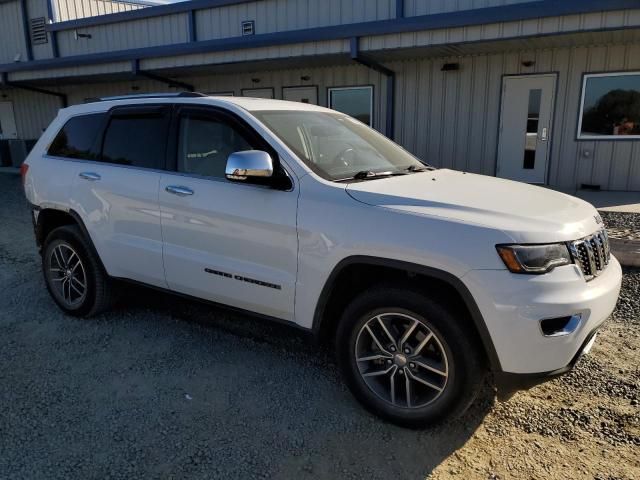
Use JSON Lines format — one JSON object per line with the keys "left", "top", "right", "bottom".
{"left": 441, "top": 63, "right": 460, "bottom": 72}
{"left": 251, "top": 78, "right": 261, "bottom": 84}
{"left": 300, "top": 75, "right": 311, "bottom": 81}
{"left": 74, "top": 30, "right": 92, "bottom": 40}
{"left": 131, "top": 85, "right": 140, "bottom": 91}
{"left": 521, "top": 60, "right": 536, "bottom": 68}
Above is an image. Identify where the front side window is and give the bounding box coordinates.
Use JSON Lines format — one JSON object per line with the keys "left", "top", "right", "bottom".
{"left": 101, "top": 113, "right": 168, "bottom": 169}
{"left": 254, "top": 110, "right": 426, "bottom": 181}
{"left": 177, "top": 115, "right": 252, "bottom": 178}
{"left": 48, "top": 113, "right": 105, "bottom": 159}
{"left": 578, "top": 72, "right": 640, "bottom": 139}
{"left": 328, "top": 86, "right": 373, "bottom": 127}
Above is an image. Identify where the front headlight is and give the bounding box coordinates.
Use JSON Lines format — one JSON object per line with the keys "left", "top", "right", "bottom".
{"left": 496, "top": 243, "right": 572, "bottom": 274}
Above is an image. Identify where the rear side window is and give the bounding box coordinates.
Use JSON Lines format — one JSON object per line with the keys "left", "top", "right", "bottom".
{"left": 48, "top": 113, "right": 105, "bottom": 159}
{"left": 101, "top": 109, "right": 169, "bottom": 169}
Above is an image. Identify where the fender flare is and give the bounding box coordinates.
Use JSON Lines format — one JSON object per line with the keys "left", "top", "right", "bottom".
{"left": 36, "top": 207, "right": 108, "bottom": 274}
{"left": 312, "top": 255, "right": 502, "bottom": 372}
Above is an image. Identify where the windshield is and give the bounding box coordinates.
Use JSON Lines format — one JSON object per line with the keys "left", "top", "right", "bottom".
{"left": 252, "top": 111, "right": 429, "bottom": 181}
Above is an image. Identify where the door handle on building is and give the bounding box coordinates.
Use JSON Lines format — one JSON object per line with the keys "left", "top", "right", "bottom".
{"left": 540, "top": 127, "right": 549, "bottom": 142}
{"left": 79, "top": 172, "right": 101, "bottom": 181}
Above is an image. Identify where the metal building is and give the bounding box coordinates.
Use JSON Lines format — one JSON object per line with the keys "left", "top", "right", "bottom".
{"left": 1, "top": 0, "right": 640, "bottom": 192}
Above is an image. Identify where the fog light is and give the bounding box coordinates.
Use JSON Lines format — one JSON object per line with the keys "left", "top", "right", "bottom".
{"left": 540, "top": 314, "right": 582, "bottom": 337}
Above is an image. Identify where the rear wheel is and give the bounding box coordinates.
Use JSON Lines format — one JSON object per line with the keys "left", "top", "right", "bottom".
{"left": 42, "top": 225, "right": 113, "bottom": 317}
{"left": 336, "top": 286, "right": 486, "bottom": 427}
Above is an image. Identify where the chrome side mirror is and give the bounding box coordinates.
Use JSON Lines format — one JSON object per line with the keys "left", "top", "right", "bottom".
{"left": 225, "top": 150, "right": 274, "bottom": 181}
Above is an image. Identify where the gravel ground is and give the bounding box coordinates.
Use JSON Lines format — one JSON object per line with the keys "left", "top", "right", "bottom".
{"left": 601, "top": 211, "right": 640, "bottom": 232}
{"left": 1, "top": 172, "right": 638, "bottom": 479}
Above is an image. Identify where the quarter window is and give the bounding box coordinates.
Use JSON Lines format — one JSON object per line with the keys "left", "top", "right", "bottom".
{"left": 578, "top": 72, "right": 640, "bottom": 139}
{"left": 328, "top": 86, "right": 373, "bottom": 127}
{"left": 48, "top": 113, "right": 105, "bottom": 159}
{"left": 177, "top": 115, "right": 252, "bottom": 178}
{"left": 101, "top": 112, "right": 169, "bottom": 169}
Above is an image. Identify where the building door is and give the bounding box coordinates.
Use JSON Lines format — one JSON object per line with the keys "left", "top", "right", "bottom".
{"left": 0, "top": 102, "right": 18, "bottom": 140}
{"left": 497, "top": 74, "right": 556, "bottom": 184}
{"left": 283, "top": 86, "right": 318, "bottom": 105}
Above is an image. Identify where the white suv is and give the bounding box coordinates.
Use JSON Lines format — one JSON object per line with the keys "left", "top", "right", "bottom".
{"left": 23, "top": 93, "right": 622, "bottom": 427}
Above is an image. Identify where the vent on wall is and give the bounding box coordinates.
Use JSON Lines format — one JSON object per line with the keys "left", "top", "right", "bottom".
{"left": 241, "top": 20, "right": 255, "bottom": 36}
{"left": 30, "top": 17, "right": 48, "bottom": 45}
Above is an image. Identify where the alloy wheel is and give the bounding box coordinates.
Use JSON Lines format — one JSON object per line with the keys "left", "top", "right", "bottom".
{"left": 47, "top": 243, "right": 87, "bottom": 308}
{"left": 355, "top": 312, "right": 449, "bottom": 409}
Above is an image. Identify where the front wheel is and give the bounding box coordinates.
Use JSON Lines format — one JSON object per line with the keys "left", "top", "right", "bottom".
{"left": 336, "top": 286, "right": 486, "bottom": 428}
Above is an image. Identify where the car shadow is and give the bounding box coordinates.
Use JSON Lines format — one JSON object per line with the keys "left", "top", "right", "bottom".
{"left": 114, "top": 282, "right": 495, "bottom": 479}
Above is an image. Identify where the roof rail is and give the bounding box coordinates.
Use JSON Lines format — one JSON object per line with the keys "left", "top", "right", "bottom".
{"left": 84, "top": 92, "right": 207, "bottom": 103}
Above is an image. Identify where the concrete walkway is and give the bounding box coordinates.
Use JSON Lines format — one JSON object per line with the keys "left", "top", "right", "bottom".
{"left": 574, "top": 190, "right": 640, "bottom": 213}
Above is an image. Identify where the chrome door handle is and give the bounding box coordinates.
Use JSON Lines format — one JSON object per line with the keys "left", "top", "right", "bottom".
{"left": 540, "top": 127, "right": 549, "bottom": 142}
{"left": 165, "top": 185, "right": 194, "bottom": 197}
{"left": 79, "top": 172, "right": 101, "bottom": 181}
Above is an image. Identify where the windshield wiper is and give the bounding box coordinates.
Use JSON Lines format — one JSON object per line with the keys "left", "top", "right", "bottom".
{"left": 405, "top": 164, "right": 434, "bottom": 172}
{"left": 349, "top": 170, "right": 409, "bottom": 181}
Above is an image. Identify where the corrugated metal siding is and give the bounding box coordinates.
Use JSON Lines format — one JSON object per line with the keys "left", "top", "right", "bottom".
{"left": 140, "top": 39, "right": 350, "bottom": 70}
{"left": 361, "top": 9, "right": 640, "bottom": 51}
{"left": 0, "top": 1, "right": 28, "bottom": 64}
{"left": 8, "top": 61, "right": 131, "bottom": 81}
{"left": 195, "top": 0, "right": 395, "bottom": 41}
{"left": 0, "top": 88, "right": 62, "bottom": 139}
{"left": 52, "top": 0, "right": 147, "bottom": 22}
{"left": 27, "top": 0, "right": 56, "bottom": 60}
{"left": 404, "top": 0, "right": 539, "bottom": 16}
{"left": 56, "top": 12, "right": 189, "bottom": 55}
{"left": 57, "top": 63, "right": 387, "bottom": 133}
{"left": 392, "top": 44, "right": 640, "bottom": 191}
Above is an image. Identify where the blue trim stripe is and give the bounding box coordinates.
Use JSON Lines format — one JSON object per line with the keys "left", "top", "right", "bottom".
{"left": 1, "top": 0, "right": 639, "bottom": 74}
{"left": 47, "top": 0, "right": 262, "bottom": 31}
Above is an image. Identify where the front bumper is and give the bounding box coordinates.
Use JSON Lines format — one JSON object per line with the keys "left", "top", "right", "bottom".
{"left": 462, "top": 255, "right": 622, "bottom": 375}
{"left": 493, "top": 328, "right": 599, "bottom": 397}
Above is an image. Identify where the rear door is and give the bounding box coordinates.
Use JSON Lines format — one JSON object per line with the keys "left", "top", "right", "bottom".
{"left": 158, "top": 106, "right": 298, "bottom": 321}
{"left": 71, "top": 105, "right": 169, "bottom": 288}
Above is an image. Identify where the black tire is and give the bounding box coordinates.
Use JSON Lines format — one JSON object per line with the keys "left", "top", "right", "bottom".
{"left": 335, "top": 285, "right": 486, "bottom": 428}
{"left": 42, "top": 225, "right": 113, "bottom": 317}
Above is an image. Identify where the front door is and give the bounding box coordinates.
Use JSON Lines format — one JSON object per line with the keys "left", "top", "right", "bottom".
{"left": 0, "top": 101, "right": 18, "bottom": 140}
{"left": 497, "top": 74, "right": 556, "bottom": 184}
{"left": 158, "top": 106, "right": 298, "bottom": 321}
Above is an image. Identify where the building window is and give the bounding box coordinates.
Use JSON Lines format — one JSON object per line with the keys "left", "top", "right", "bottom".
{"left": 241, "top": 88, "right": 274, "bottom": 99}
{"left": 578, "top": 72, "right": 640, "bottom": 139}
{"left": 328, "top": 86, "right": 373, "bottom": 127}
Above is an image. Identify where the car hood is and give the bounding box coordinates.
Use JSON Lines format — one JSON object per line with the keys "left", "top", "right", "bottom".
{"left": 345, "top": 169, "right": 602, "bottom": 243}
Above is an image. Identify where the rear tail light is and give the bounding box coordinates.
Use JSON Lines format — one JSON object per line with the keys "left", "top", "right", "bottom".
{"left": 20, "top": 163, "right": 29, "bottom": 186}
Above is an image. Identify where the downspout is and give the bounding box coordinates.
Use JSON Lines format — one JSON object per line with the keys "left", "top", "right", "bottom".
{"left": 131, "top": 59, "right": 195, "bottom": 92}
{"left": 19, "top": 0, "right": 34, "bottom": 61}
{"left": 46, "top": 0, "right": 59, "bottom": 58}
{"left": 349, "top": 37, "right": 395, "bottom": 139}
{"left": 1, "top": 73, "right": 67, "bottom": 107}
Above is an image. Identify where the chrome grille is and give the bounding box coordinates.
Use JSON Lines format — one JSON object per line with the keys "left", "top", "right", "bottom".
{"left": 568, "top": 229, "right": 610, "bottom": 280}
